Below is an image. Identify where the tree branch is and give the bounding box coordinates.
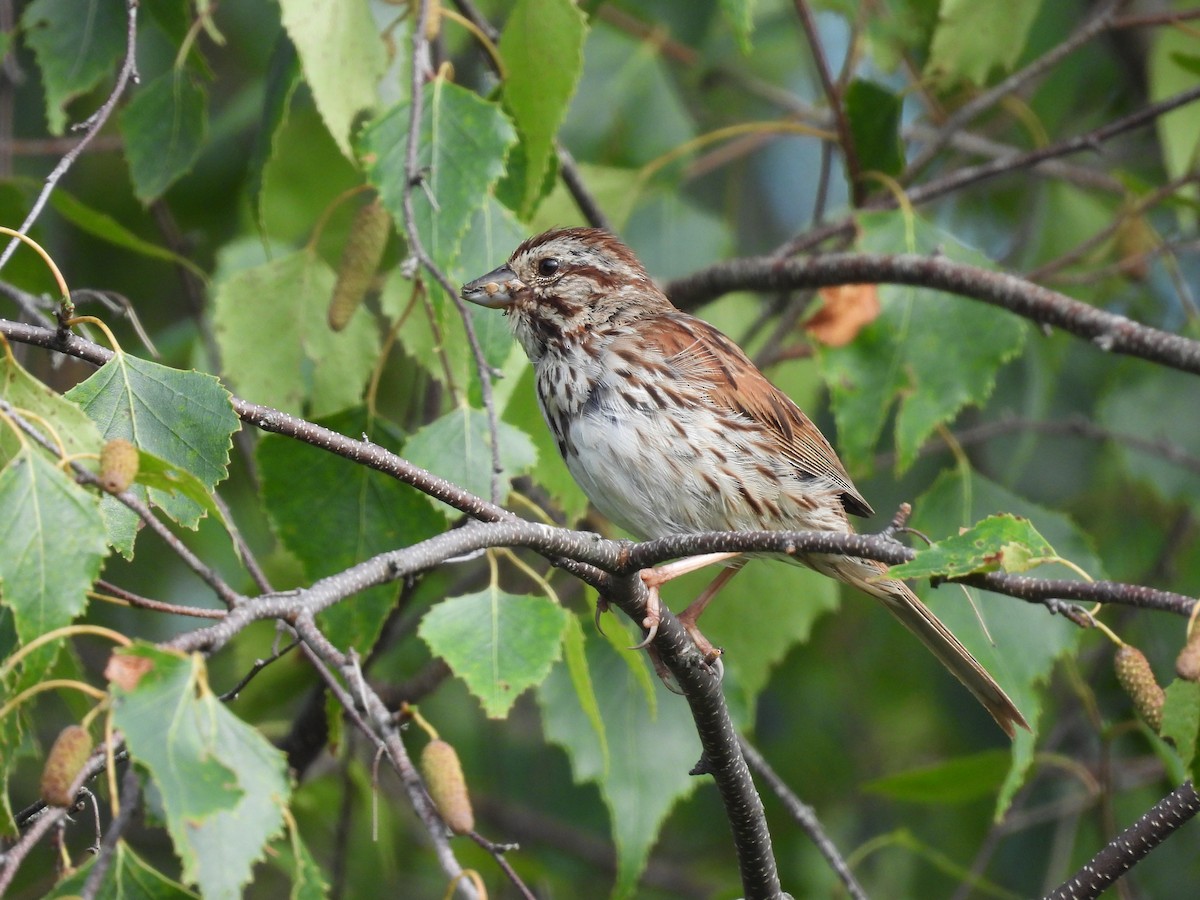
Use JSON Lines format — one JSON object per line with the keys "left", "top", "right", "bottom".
{"left": 0, "top": 0, "right": 139, "bottom": 273}
{"left": 664, "top": 252, "right": 1200, "bottom": 375}
{"left": 1045, "top": 780, "right": 1200, "bottom": 900}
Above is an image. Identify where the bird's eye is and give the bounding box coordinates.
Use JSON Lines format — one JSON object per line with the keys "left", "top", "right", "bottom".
{"left": 537, "top": 258, "right": 560, "bottom": 277}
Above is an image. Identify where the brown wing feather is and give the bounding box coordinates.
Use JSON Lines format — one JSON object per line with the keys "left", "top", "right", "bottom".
{"left": 635, "top": 311, "right": 874, "bottom": 518}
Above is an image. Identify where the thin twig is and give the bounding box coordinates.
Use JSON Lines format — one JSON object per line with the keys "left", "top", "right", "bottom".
{"left": 794, "top": 0, "right": 864, "bottom": 206}
{"left": 904, "top": 0, "right": 1124, "bottom": 179}
{"left": 402, "top": 0, "right": 503, "bottom": 506}
{"left": 0, "top": 398, "right": 243, "bottom": 607}
{"left": 774, "top": 82, "right": 1200, "bottom": 257}
{"left": 79, "top": 767, "right": 141, "bottom": 900}
{"left": 0, "top": 0, "right": 140, "bottom": 273}
{"left": 740, "top": 736, "right": 868, "bottom": 900}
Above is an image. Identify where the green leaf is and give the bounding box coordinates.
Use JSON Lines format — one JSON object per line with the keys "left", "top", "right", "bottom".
{"left": 528, "top": 163, "right": 643, "bottom": 234}
{"left": 1, "top": 348, "right": 102, "bottom": 466}
{"left": 719, "top": 0, "right": 756, "bottom": 53}
{"left": 498, "top": 0, "right": 587, "bottom": 217}
{"left": 118, "top": 71, "right": 209, "bottom": 203}
{"left": 864, "top": 748, "right": 1012, "bottom": 804}
{"left": 403, "top": 404, "right": 536, "bottom": 516}
{"left": 212, "top": 249, "right": 380, "bottom": 417}
{"left": 110, "top": 645, "right": 290, "bottom": 898}
{"left": 1151, "top": 24, "right": 1200, "bottom": 183}
{"left": 560, "top": 613, "right": 609, "bottom": 772}
{"left": 46, "top": 840, "right": 199, "bottom": 898}
{"left": 1098, "top": 367, "right": 1200, "bottom": 505}
{"left": 258, "top": 408, "right": 443, "bottom": 650}
{"left": 134, "top": 448, "right": 227, "bottom": 528}
{"left": 285, "top": 823, "right": 330, "bottom": 900}
{"left": 925, "top": 0, "right": 1043, "bottom": 86}
{"left": 537, "top": 626, "right": 701, "bottom": 898}
{"left": 673, "top": 559, "right": 839, "bottom": 724}
{"left": 1170, "top": 51, "right": 1200, "bottom": 78}
{"left": 821, "top": 211, "right": 1027, "bottom": 472}
{"left": 1161, "top": 679, "right": 1200, "bottom": 775}
{"left": 246, "top": 34, "right": 302, "bottom": 231}
{"left": 0, "top": 448, "right": 107, "bottom": 645}
{"left": 363, "top": 77, "right": 517, "bottom": 272}
{"left": 65, "top": 353, "right": 239, "bottom": 549}
{"left": 21, "top": 0, "right": 126, "bottom": 134}
{"left": 384, "top": 196, "right": 528, "bottom": 402}
{"left": 48, "top": 186, "right": 207, "bottom": 278}
{"left": 845, "top": 79, "right": 905, "bottom": 177}
{"left": 278, "top": 0, "right": 385, "bottom": 160}
{"left": 889, "top": 514, "right": 1058, "bottom": 580}
{"left": 911, "top": 470, "right": 1094, "bottom": 818}
{"left": 419, "top": 589, "right": 569, "bottom": 717}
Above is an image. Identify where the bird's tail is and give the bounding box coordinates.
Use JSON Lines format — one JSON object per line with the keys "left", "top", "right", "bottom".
{"left": 816, "top": 555, "right": 1028, "bottom": 738}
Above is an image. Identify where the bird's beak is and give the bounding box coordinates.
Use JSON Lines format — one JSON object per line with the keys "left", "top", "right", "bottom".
{"left": 461, "top": 265, "right": 525, "bottom": 309}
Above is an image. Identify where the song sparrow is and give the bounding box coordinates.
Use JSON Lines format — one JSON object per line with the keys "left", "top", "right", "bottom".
{"left": 462, "top": 227, "right": 1026, "bottom": 736}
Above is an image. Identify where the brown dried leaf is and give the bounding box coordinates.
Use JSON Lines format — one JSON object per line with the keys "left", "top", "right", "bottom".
{"left": 105, "top": 651, "right": 154, "bottom": 692}
{"left": 805, "top": 284, "right": 881, "bottom": 347}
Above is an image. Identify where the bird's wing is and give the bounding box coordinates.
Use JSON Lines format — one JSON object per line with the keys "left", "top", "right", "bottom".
{"left": 621, "top": 311, "right": 874, "bottom": 518}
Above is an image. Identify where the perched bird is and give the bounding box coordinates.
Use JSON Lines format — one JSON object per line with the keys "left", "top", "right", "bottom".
{"left": 463, "top": 227, "right": 1026, "bottom": 736}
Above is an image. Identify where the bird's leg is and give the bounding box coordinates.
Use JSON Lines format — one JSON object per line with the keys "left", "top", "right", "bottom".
{"left": 632, "top": 552, "right": 743, "bottom": 650}
{"left": 676, "top": 561, "right": 746, "bottom": 662}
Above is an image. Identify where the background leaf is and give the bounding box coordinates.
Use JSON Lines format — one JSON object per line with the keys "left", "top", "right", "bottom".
{"left": 111, "top": 645, "right": 290, "bottom": 898}
{"left": 278, "top": 0, "right": 385, "bottom": 160}
{"left": 419, "top": 589, "right": 569, "bottom": 717}
{"left": 212, "top": 250, "right": 380, "bottom": 418}
{"left": 118, "top": 72, "right": 209, "bottom": 204}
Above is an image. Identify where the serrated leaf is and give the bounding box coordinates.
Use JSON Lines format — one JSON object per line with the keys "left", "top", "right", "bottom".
{"left": 0, "top": 448, "right": 107, "bottom": 644}
{"left": 21, "top": 0, "right": 126, "bottom": 134}
{"left": 1162, "top": 679, "right": 1200, "bottom": 775}
{"left": 118, "top": 71, "right": 209, "bottom": 203}
{"left": 498, "top": 0, "right": 586, "bottom": 217}
{"left": 363, "top": 78, "right": 517, "bottom": 273}
{"left": 845, "top": 79, "right": 904, "bottom": 177}
{"left": 385, "top": 196, "right": 528, "bottom": 401}
{"left": 419, "top": 589, "right": 569, "bottom": 717}
{"left": 279, "top": 0, "right": 385, "bottom": 160}
{"left": 403, "top": 404, "right": 536, "bottom": 515}
{"left": 889, "top": 514, "right": 1058, "bottom": 580}
{"left": 821, "top": 211, "right": 1027, "bottom": 472}
{"left": 258, "top": 408, "right": 443, "bottom": 650}
{"left": 111, "top": 645, "right": 290, "bottom": 897}
{"left": 212, "top": 249, "right": 380, "bottom": 418}
{"left": 46, "top": 839, "right": 198, "bottom": 898}
{"left": 285, "top": 822, "right": 330, "bottom": 900}
{"left": 65, "top": 353, "right": 239, "bottom": 551}
{"left": 0, "top": 348, "right": 102, "bottom": 466}
{"left": 537, "top": 627, "right": 701, "bottom": 898}
{"left": 864, "top": 748, "right": 1012, "bottom": 804}
{"left": 926, "top": 0, "right": 1043, "bottom": 86}
{"left": 911, "top": 471, "right": 1093, "bottom": 818}
{"left": 134, "top": 448, "right": 226, "bottom": 529}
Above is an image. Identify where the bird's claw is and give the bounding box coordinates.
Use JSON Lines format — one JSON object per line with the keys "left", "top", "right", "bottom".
{"left": 628, "top": 575, "right": 662, "bottom": 650}
{"left": 593, "top": 596, "right": 610, "bottom": 636}
{"left": 629, "top": 617, "right": 658, "bottom": 650}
